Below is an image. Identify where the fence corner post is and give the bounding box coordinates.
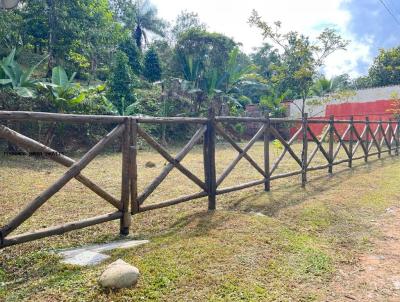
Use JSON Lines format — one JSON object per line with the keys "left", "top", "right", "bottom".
{"left": 120, "top": 117, "right": 132, "bottom": 236}
{"left": 301, "top": 113, "right": 308, "bottom": 187}
{"left": 204, "top": 107, "right": 216, "bottom": 211}
{"left": 328, "top": 115, "right": 334, "bottom": 174}
{"left": 264, "top": 114, "right": 271, "bottom": 192}
{"left": 349, "top": 116, "right": 354, "bottom": 168}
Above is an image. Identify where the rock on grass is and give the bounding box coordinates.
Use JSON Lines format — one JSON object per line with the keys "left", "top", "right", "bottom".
{"left": 99, "top": 259, "right": 140, "bottom": 289}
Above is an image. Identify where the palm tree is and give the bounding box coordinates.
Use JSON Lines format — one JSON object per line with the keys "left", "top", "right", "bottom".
{"left": 312, "top": 75, "right": 350, "bottom": 97}
{"left": 130, "top": 0, "right": 166, "bottom": 50}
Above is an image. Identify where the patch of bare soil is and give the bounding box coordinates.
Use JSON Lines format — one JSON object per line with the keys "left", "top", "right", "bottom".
{"left": 327, "top": 206, "right": 400, "bottom": 302}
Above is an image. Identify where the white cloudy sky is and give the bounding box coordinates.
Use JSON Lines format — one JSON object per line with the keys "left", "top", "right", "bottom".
{"left": 151, "top": 0, "right": 400, "bottom": 78}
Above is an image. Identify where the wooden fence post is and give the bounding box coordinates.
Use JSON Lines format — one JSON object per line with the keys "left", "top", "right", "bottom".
{"left": 365, "top": 117, "right": 370, "bottom": 162}
{"left": 349, "top": 116, "right": 354, "bottom": 168}
{"left": 120, "top": 118, "right": 131, "bottom": 236}
{"left": 328, "top": 115, "right": 334, "bottom": 174}
{"left": 130, "top": 118, "right": 139, "bottom": 214}
{"left": 301, "top": 113, "right": 308, "bottom": 187}
{"left": 396, "top": 118, "right": 400, "bottom": 156}
{"left": 388, "top": 118, "right": 392, "bottom": 155}
{"left": 264, "top": 114, "right": 271, "bottom": 191}
{"left": 378, "top": 118, "right": 383, "bottom": 158}
{"left": 204, "top": 107, "right": 216, "bottom": 210}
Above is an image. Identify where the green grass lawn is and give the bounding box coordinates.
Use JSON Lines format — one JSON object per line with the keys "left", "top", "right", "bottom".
{"left": 1, "top": 140, "right": 399, "bottom": 301}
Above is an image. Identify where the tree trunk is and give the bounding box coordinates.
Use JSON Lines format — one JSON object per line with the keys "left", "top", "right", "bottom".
{"left": 301, "top": 96, "right": 306, "bottom": 118}
{"left": 47, "top": 0, "right": 57, "bottom": 74}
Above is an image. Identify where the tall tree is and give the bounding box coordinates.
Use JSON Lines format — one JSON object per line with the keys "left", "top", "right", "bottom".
{"left": 106, "top": 50, "right": 137, "bottom": 115}
{"left": 18, "top": 0, "right": 123, "bottom": 77}
{"left": 250, "top": 43, "right": 280, "bottom": 79}
{"left": 119, "top": 37, "right": 143, "bottom": 75}
{"left": 171, "top": 10, "right": 207, "bottom": 41}
{"left": 368, "top": 47, "right": 400, "bottom": 87}
{"left": 249, "top": 10, "right": 349, "bottom": 116}
{"left": 120, "top": 0, "right": 166, "bottom": 50}
{"left": 143, "top": 47, "right": 162, "bottom": 82}
{"left": 0, "top": 9, "right": 23, "bottom": 53}
{"left": 174, "top": 29, "right": 236, "bottom": 79}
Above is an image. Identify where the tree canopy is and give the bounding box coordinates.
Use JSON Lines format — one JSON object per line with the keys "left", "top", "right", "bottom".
{"left": 0, "top": 0, "right": 398, "bottom": 129}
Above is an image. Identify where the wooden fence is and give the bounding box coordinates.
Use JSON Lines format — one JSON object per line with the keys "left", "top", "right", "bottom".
{"left": 0, "top": 111, "right": 399, "bottom": 248}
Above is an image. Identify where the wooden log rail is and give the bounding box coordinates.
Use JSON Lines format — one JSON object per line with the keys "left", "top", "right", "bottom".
{"left": 0, "top": 111, "right": 399, "bottom": 248}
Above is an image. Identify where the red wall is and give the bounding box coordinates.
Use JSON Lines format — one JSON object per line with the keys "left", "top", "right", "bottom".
{"left": 290, "top": 99, "right": 396, "bottom": 139}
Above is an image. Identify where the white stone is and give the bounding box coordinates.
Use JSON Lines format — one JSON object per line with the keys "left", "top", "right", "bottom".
{"left": 99, "top": 259, "right": 140, "bottom": 289}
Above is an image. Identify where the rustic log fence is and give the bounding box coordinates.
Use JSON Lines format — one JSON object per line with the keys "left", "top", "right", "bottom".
{"left": 0, "top": 111, "right": 399, "bottom": 248}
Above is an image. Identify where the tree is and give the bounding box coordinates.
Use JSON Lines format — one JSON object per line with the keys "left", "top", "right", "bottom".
{"left": 249, "top": 10, "right": 349, "bottom": 116}
{"left": 368, "top": 47, "right": 400, "bottom": 87}
{"left": 308, "top": 75, "right": 356, "bottom": 116}
{"left": 250, "top": 43, "right": 280, "bottom": 79}
{"left": 119, "top": 38, "right": 143, "bottom": 75}
{"left": 17, "top": 0, "right": 123, "bottom": 77}
{"left": 143, "top": 47, "right": 162, "bottom": 82}
{"left": 0, "top": 9, "right": 23, "bottom": 52}
{"left": 177, "top": 47, "right": 256, "bottom": 115}
{"left": 174, "top": 29, "right": 236, "bottom": 79}
{"left": 352, "top": 75, "right": 373, "bottom": 89}
{"left": 106, "top": 50, "right": 137, "bottom": 115}
{"left": 121, "top": 0, "right": 166, "bottom": 50}
{"left": 171, "top": 10, "right": 207, "bottom": 41}
{"left": 311, "top": 76, "right": 341, "bottom": 97}
{"left": 150, "top": 39, "right": 174, "bottom": 77}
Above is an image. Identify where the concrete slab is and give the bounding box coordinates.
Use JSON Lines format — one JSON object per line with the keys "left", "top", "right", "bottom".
{"left": 58, "top": 239, "right": 149, "bottom": 266}
{"left": 61, "top": 250, "right": 110, "bottom": 266}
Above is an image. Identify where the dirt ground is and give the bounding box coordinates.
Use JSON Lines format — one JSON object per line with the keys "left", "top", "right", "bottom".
{"left": 328, "top": 206, "right": 400, "bottom": 302}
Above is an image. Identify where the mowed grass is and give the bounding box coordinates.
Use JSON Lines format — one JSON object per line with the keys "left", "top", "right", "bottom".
{"left": 1, "top": 136, "right": 400, "bottom": 301}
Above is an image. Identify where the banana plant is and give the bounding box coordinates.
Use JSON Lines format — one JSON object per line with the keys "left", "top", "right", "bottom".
{"left": 41, "top": 66, "right": 86, "bottom": 112}
{"left": 0, "top": 48, "right": 48, "bottom": 98}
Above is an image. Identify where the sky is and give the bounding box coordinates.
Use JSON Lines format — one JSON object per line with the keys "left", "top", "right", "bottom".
{"left": 151, "top": 0, "right": 400, "bottom": 78}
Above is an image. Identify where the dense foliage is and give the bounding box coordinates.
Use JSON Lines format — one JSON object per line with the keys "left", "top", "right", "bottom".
{"left": 143, "top": 47, "right": 161, "bottom": 83}
{"left": 0, "top": 0, "right": 399, "bottom": 145}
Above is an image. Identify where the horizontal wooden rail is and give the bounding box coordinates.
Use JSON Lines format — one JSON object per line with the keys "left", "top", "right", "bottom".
{"left": 0, "top": 111, "right": 125, "bottom": 123}
{"left": 139, "top": 192, "right": 208, "bottom": 212}
{"left": 1, "top": 211, "right": 122, "bottom": 248}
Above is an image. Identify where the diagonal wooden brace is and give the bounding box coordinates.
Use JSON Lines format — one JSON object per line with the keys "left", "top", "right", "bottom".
{"left": 352, "top": 125, "right": 368, "bottom": 156}
{"left": 216, "top": 124, "right": 266, "bottom": 187}
{"left": 332, "top": 125, "right": 351, "bottom": 160}
{"left": 307, "top": 126, "right": 331, "bottom": 163}
{"left": 137, "top": 125, "right": 207, "bottom": 205}
{"left": 137, "top": 126, "right": 206, "bottom": 191}
{"left": 270, "top": 126, "right": 303, "bottom": 175}
{"left": 0, "top": 123, "right": 124, "bottom": 237}
{"left": 0, "top": 124, "right": 122, "bottom": 210}
{"left": 270, "top": 127, "right": 302, "bottom": 167}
